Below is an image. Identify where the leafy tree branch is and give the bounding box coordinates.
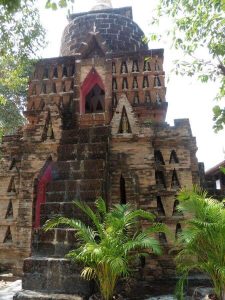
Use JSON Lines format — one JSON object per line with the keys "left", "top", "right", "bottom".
{"left": 152, "top": 0, "right": 225, "bottom": 131}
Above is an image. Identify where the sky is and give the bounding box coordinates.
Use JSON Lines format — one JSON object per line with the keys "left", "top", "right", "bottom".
{"left": 38, "top": 0, "right": 225, "bottom": 170}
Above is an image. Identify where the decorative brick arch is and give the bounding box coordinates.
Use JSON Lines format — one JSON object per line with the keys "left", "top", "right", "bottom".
{"left": 34, "top": 158, "right": 53, "bottom": 228}
{"left": 80, "top": 68, "right": 105, "bottom": 114}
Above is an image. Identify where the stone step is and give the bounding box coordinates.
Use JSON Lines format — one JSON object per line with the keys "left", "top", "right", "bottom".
{"left": 46, "top": 179, "right": 103, "bottom": 194}
{"left": 52, "top": 160, "right": 105, "bottom": 180}
{"left": 60, "top": 127, "right": 109, "bottom": 145}
{"left": 20, "top": 257, "right": 91, "bottom": 296}
{"left": 46, "top": 188, "right": 102, "bottom": 203}
{"left": 14, "top": 290, "right": 85, "bottom": 300}
{"left": 32, "top": 228, "right": 78, "bottom": 257}
{"left": 40, "top": 202, "right": 94, "bottom": 226}
{"left": 57, "top": 143, "right": 107, "bottom": 161}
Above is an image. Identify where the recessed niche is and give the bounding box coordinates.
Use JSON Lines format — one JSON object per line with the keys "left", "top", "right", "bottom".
{"left": 154, "top": 150, "right": 165, "bottom": 165}
{"left": 171, "top": 169, "right": 180, "bottom": 189}
{"left": 121, "top": 61, "right": 128, "bottom": 74}
{"left": 175, "top": 223, "right": 182, "bottom": 239}
{"left": 155, "top": 171, "right": 166, "bottom": 189}
{"left": 143, "top": 59, "right": 151, "bottom": 72}
{"left": 172, "top": 200, "right": 183, "bottom": 216}
{"left": 112, "top": 62, "right": 116, "bottom": 74}
{"left": 143, "top": 76, "right": 149, "bottom": 88}
{"left": 157, "top": 196, "right": 165, "bottom": 216}
{"left": 154, "top": 76, "right": 161, "bottom": 87}
{"left": 7, "top": 177, "right": 16, "bottom": 193}
{"left": 119, "top": 107, "right": 131, "bottom": 134}
{"left": 3, "top": 226, "right": 12, "bottom": 243}
{"left": 112, "top": 78, "right": 117, "bottom": 90}
{"left": 5, "top": 200, "right": 13, "bottom": 219}
{"left": 132, "top": 60, "right": 139, "bottom": 72}
{"left": 169, "top": 150, "right": 179, "bottom": 164}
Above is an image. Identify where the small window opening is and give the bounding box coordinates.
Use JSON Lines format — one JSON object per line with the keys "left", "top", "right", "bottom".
{"left": 143, "top": 60, "right": 151, "bottom": 71}
{"left": 155, "top": 171, "right": 166, "bottom": 189}
{"left": 112, "top": 78, "right": 117, "bottom": 90}
{"left": 121, "top": 61, "right": 128, "bottom": 74}
{"left": 143, "top": 76, "right": 149, "bottom": 88}
{"left": 216, "top": 179, "right": 221, "bottom": 190}
{"left": 145, "top": 92, "right": 151, "bottom": 103}
{"left": 43, "top": 67, "right": 48, "bottom": 79}
{"left": 119, "top": 107, "right": 131, "bottom": 134}
{"left": 122, "top": 78, "right": 128, "bottom": 90}
{"left": 172, "top": 200, "right": 183, "bottom": 216}
{"left": 112, "top": 62, "right": 116, "bottom": 74}
{"left": 154, "top": 150, "right": 165, "bottom": 165}
{"left": 157, "top": 196, "right": 165, "bottom": 216}
{"left": 159, "top": 232, "right": 167, "bottom": 244}
{"left": 171, "top": 169, "right": 180, "bottom": 189}
{"left": 133, "top": 92, "right": 139, "bottom": 104}
{"left": 132, "top": 60, "right": 139, "bottom": 72}
{"left": 53, "top": 66, "right": 58, "bottom": 78}
{"left": 85, "top": 84, "right": 105, "bottom": 113}
{"left": 133, "top": 77, "right": 138, "bottom": 89}
{"left": 62, "top": 65, "right": 68, "bottom": 77}
{"left": 169, "top": 150, "right": 179, "bottom": 164}
{"left": 5, "top": 200, "right": 13, "bottom": 219}
{"left": 175, "top": 223, "right": 182, "bottom": 239}
{"left": 3, "top": 227, "right": 12, "bottom": 243}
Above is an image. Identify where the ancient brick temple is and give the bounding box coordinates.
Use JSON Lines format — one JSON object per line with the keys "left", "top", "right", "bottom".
{"left": 0, "top": 1, "right": 199, "bottom": 298}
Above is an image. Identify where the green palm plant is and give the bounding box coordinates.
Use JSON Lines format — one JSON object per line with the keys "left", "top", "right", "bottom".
{"left": 174, "top": 187, "right": 225, "bottom": 300}
{"left": 43, "top": 198, "right": 166, "bottom": 300}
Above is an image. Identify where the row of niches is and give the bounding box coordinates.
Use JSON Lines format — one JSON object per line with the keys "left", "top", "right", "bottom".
{"left": 27, "top": 94, "right": 73, "bottom": 112}
{"left": 32, "top": 64, "right": 75, "bottom": 80}
{"left": 30, "top": 80, "right": 74, "bottom": 96}
{"left": 112, "top": 59, "right": 163, "bottom": 74}
{"left": 112, "top": 75, "right": 164, "bottom": 91}
{"left": 155, "top": 169, "right": 181, "bottom": 190}
{"left": 112, "top": 90, "right": 165, "bottom": 107}
{"left": 155, "top": 150, "right": 179, "bottom": 165}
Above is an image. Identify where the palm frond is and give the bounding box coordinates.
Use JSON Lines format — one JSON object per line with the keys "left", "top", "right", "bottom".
{"left": 175, "top": 272, "right": 188, "bottom": 300}
{"left": 175, "top": 186, "right": 225, "bottom": 300}
{"left": 81, "top": 267, "right": 96, "bottom": 280}
{"left": 124, "top": 209, "right": 155, "bottom": 224}
{"left": 44, "top": 216, "right": 97, "bottom": 243}
{"left": 124, "top": 233, "right": 162, "bottom": 255}
{"left": 145, "top": 222, "right": 169, "bottom": 235}
{"left": 95, "top": 197, "right": 107, "bottom": 217}
{"left": 74, "top": 200, "right": 105, "bottom": 238}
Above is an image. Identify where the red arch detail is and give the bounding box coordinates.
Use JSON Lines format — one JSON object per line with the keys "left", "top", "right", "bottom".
{"left": 34, "top": 163, "right": 52, "bottom": 228}
{"left": 80, "top": 68, "right": 105, "bottom": 114}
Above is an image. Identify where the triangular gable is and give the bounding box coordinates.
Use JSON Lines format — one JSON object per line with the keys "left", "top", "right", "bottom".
{"left": 110, "top": 94, "right": 140, "bottom": 135}
{"left": 77, "top": 32, "right": 109, "bottom": 59}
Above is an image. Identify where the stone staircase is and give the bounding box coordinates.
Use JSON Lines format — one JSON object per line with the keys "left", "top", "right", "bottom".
{"left": 14, "top": 126, "right": 109, "bottom": 300}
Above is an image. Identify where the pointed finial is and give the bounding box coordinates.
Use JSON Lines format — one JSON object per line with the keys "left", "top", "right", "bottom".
{"left": 91, "top": 0, "right": 113, "bottom": 11}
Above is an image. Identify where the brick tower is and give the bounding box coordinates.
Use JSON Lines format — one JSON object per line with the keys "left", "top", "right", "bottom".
{"left": 0, "top": 2, "right": 199, "bottom": 299}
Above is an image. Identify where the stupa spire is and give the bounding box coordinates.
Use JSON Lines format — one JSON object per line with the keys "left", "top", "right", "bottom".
{"left": 91, "top": 0, "right": 113, "bottom": 11}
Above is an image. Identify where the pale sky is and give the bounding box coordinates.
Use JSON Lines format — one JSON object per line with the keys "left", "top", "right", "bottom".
{"left": 38, "top": 0, "right": 225, "bottom": 170}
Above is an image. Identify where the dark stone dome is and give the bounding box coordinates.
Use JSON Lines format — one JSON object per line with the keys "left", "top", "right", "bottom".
{"left": 60, "top": 7, "right": 148, "bottom": 56}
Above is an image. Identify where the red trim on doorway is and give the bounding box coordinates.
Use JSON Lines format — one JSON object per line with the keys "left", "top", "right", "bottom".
{"left": 80, "top": 68, "right": 105, "bottom": 114}
{"left": 34, "top": 164, "right": 52, "bottom": 228}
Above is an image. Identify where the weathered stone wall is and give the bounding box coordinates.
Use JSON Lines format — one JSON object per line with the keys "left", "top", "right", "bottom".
{"left": 0, "top": 57, "right": 75, "bottom": 274}
{"left": 109, "top": 95, "right": 199, "bottom": 280}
